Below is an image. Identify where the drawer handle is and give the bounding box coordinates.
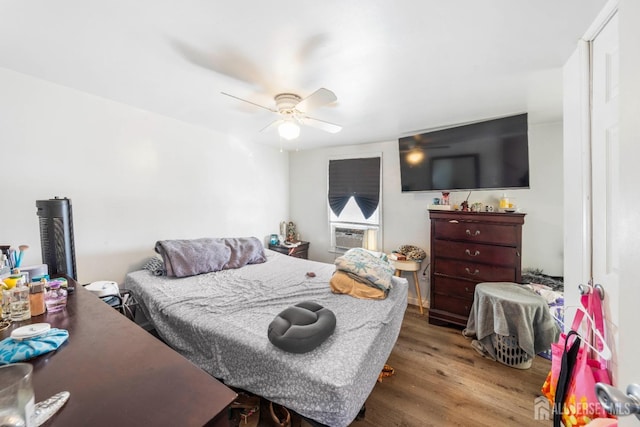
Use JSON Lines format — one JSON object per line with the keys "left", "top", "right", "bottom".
{"left": 449, "top": 220, "right": 459, "bottom": 224}
{"left": 465, "top": 229, "right": 481, "bottom": 236}
{"left": 465, "top": 267, "right": 480, "bottom": 276}
{"left": 465, "top": 249, "right": 480, "bottom": 257}
{"left": 465, "top": 287, "right": 470, "bottom": 292}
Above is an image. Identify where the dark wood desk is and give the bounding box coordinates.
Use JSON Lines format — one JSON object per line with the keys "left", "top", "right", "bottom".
{"left": 1, "top": 279, "right": 236, "bottom": 427}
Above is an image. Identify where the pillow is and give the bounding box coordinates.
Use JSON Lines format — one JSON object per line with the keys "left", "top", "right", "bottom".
{"left": 268, "top": 301, "right": 336, "bottom": 354}
{"left": 397, "top": 245, "right": 427, "bottom": 261}
{"left": 155, "top": 238, "right": 231, "bottom": 277}
{"left": 142, "top": 257, "right": 165, "bottom": 276}
{"left": 222, "top": 237, "right": 267, "bottom": 269}
{"left": 154, "top": 237, "right": 266, "bottom": 277}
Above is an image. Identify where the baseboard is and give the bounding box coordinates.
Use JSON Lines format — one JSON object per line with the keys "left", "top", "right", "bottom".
{"left": 407, "top": 296, "right": 429, "bottom": 309}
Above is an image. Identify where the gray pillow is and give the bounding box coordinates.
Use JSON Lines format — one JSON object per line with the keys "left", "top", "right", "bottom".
{"left": 268, "top": 301, "right": 336, "bottom": 354}
{"left": 142, "top": 257, "right": 165, "bottom": 276}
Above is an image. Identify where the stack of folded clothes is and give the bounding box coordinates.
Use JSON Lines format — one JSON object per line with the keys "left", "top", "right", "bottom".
{"left": 330, "top": 248, "right": 395, "bottom": 300}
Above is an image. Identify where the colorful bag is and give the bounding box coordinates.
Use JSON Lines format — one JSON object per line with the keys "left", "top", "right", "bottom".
{"left": 541, "top": 293, "right": 589, "bottom": 403}
{"left": 554, "top": 331, "right": 582, "bottom": 427}
{"left": 559, "top": 292, "right": 614, "bottom": 426}
{"left": 542, "top": 290, "right": 615, "bottom": 426}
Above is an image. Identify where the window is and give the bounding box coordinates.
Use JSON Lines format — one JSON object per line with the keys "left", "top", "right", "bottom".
{"left": 328, "top": 155, "right": 382, "bottom": 253}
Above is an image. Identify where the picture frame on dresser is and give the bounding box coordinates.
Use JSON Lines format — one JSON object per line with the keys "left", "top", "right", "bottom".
{"left": 428, "top": 209, "right": 525, "bottom": 327}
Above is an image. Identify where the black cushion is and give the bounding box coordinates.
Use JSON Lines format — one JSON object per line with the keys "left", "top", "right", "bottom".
{"left": 268, "top": 301, "right": 336, "bottom": 353}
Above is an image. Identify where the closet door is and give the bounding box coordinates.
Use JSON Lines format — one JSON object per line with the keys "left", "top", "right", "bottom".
{"left": 565, "top": 3, "right": 640, "bottom": 418}
{"left": 591, "top": 11, "right": 620, "bottom": 375}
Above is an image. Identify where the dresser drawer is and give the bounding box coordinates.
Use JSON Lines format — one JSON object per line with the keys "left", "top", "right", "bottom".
{"left": 433, "top": 239, "right": 520, "bottom": 267}
{"left": 433, "top": 220, "right": 519, "bottom": 246}
{"left": 433, "top": 258, "right": 516, "bottom": 282}
{"left": 432, "top": 276, "right": 476, "bottom": 300}
{"left": 431, "top": 294, "right": 473, "bottom": 317}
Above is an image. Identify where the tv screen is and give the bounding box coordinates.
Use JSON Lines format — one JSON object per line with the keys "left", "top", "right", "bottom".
{"left": 398, "top": 113, "right": 529, "bottom": 192}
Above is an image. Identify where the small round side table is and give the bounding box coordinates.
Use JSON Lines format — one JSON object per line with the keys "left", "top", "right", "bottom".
{"left": 392, "top": 260, "right": 424, "bottom": 315}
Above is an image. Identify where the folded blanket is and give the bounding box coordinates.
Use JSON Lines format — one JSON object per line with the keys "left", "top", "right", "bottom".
{"left": 155, "top": 237, "right": 267, "bottom": 278}
{"left": 330, "top": 271, "right": 387, "bottom": 299}
{"left": 0, "top": 328, "right": 69, "bottom": 365}
{"left": 334, "top": 248, "right": 395, "bottom": 292}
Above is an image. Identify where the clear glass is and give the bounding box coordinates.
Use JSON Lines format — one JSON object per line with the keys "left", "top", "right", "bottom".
{"left": 9, "top": 287, "right": 31, "bottom": 322}
{"left": 0, "top": 363, "right": 35, "bottom": 427}
{"left": 1, "top": 290, "right": 12, "bottom": 320}
{"left": 44, "top": 284, "right": 67, "bottom": 313}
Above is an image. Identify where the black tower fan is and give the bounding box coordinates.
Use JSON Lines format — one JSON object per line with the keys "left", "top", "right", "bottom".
{"left": 36, "top": 197, "right": 77, "bottom": 280}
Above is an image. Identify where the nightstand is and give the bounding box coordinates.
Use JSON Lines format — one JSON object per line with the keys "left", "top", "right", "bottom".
{"left": 268, "top": 241, "right": 310, "bottom": 259}
{"left": 392, "top": 259, "right": 425, "bottom": 315}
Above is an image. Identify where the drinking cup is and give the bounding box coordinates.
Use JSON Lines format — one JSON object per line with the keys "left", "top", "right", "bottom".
{"left": 0, "top": 363, "right": 35, "bottom": 427}
{"left": 1, "top": 290, "right": 12, "bottom": 320}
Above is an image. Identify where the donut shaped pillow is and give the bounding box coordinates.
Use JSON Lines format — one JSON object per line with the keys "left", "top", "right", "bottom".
{"left": 268, "top": 301, "right": 336, "bottom": 353}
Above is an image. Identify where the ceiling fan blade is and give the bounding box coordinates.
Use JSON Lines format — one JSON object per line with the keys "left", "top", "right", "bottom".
{"left": 259, "top": 119, "right": 283, "bottom": 133}
{"left": 295, "top": 88, "right": 337, "bottom": 113}
{"left": 221, "top": 92, "right": 277, "bottom": 113}
{"left": 300, "top": 116, "right": 342, "bottom": 134}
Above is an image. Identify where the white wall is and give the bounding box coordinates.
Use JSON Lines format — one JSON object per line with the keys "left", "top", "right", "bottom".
{"left": 290, "top": 121, "right": 564, "bottom": 305}
{"left": 0, "top": 67, "right": 289, "bottom": 284}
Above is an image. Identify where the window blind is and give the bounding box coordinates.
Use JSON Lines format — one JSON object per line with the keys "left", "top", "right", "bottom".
{"left": 328, "top": 157, "right": 381, "bottom": 219}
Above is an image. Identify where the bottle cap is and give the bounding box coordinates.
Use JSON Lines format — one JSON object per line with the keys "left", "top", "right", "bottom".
{"left": 11, "top": 323, "right": 51, "bottom": 341}
{"left": 30, "top": 282, "right": 45, "bottom": 293}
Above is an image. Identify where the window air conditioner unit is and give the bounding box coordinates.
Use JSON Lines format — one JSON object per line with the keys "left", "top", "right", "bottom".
{"left": 334, "top": 227, "right": 365, "bottom": 250}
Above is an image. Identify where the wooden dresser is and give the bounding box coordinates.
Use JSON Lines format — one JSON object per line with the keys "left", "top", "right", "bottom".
{"left": 428, "top": 210, "right": 525, "bottom": 327}
{"left": 1, "top": 278, "right": 236, "bottom": 427}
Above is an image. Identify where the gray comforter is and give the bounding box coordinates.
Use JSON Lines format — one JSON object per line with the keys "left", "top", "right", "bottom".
{"left": 125, "top": 250, "right": 408, "bottom": 427}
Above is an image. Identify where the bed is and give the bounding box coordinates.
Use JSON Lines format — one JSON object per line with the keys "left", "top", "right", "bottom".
{"left": 124, "top": 248, "right": 408, "bottom": 427}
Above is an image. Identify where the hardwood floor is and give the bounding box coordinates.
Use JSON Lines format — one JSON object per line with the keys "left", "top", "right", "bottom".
{"left": 354, "top": 305, "right": 552, "bottom": 427}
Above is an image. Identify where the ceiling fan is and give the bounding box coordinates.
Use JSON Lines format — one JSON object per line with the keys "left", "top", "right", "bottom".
{"left": 221, "top": 88, "right": 342, "bottom": 140}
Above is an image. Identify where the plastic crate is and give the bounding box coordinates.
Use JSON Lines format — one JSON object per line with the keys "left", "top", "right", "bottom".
{"left": 491, "top": 334, "right": 533, "bottom": 369}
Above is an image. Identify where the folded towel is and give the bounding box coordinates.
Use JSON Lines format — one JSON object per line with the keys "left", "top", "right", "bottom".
{"left": 0, "top": 328, "right": 69, "bottom": 365}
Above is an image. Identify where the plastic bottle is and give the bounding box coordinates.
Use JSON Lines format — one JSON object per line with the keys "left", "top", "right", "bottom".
{"left": 29, "top": 282, "right": 46, "bottom": 316}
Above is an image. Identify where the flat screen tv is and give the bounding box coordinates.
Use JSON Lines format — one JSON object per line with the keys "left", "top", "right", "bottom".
{"left": 398, "top": 113, "right": 530, "bottom": 192}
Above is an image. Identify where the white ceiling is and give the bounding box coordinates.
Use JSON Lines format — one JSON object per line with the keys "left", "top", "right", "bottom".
{"left": 0, "top": 0, "right": 607, "bottom": 150}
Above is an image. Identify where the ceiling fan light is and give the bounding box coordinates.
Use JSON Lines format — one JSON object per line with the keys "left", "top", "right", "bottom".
{"left": 278, "top": 121, "right": 300, "bottom": 140}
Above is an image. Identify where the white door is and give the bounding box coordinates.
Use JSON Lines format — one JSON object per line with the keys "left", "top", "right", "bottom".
{"left": 565, "top": 2, "right": 640, "bottom": 424}
{"left": 612, "top": 0, "right": 640, "bottom": 423}
{"left": 591, "top": 11, "right": 620, "bottom": 381}
{"left": 585, "top": 2, "right": 640, "bottom": 425}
